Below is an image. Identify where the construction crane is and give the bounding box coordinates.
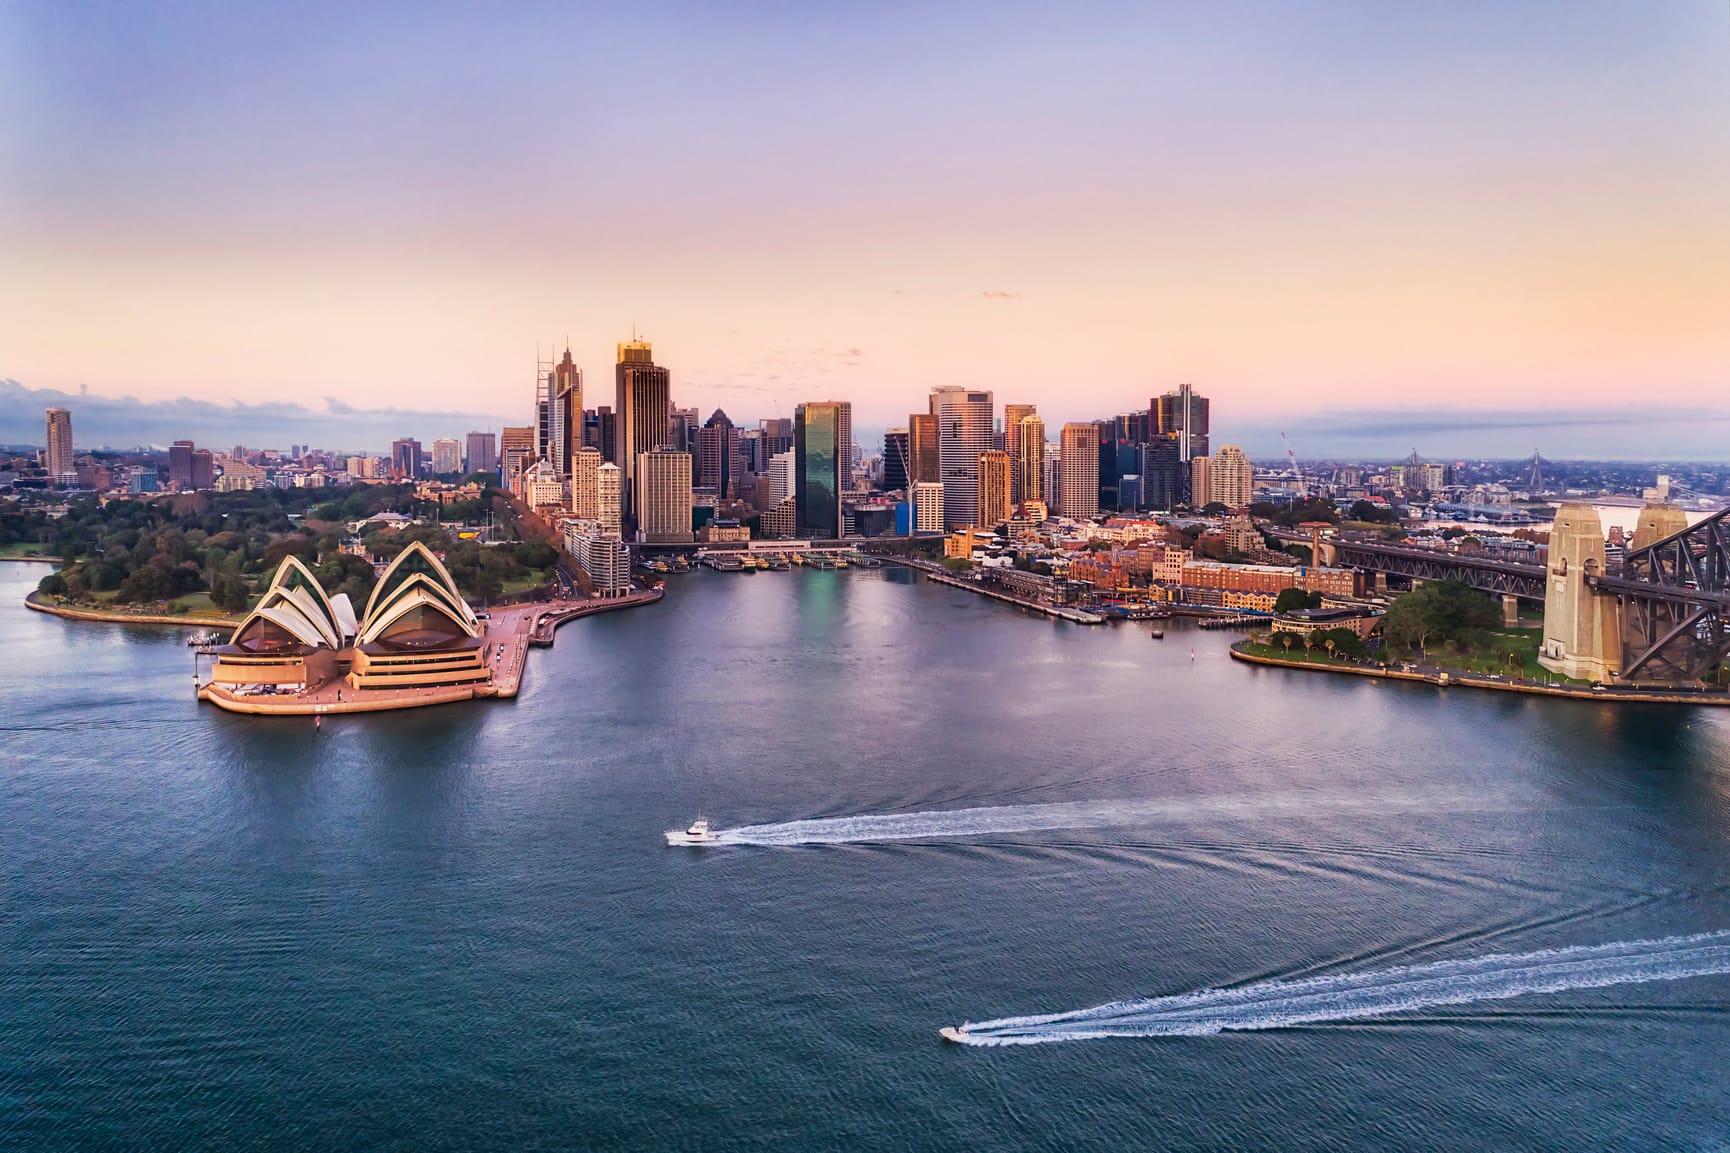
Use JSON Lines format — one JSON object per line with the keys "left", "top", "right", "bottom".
{"left": 1281, "top": 431, "right": 1308, "bottom": 500}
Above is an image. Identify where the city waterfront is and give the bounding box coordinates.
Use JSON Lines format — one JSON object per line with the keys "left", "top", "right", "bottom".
{"left": 6, "top": 560, "right": 1730, "bottom": 1150}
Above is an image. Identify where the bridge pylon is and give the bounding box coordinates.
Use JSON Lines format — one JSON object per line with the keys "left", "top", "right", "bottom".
{"left": 1538, "top": 504, "right": 1622, "bottom": 681}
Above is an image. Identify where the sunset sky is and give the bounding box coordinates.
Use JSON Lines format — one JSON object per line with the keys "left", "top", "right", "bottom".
{"left": 3, "top": 1, "right": 1727, "bottom": 456}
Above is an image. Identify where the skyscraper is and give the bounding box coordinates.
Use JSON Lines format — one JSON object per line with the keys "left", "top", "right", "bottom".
{"left": 977, "top": 450, "right": 1011, "bottom": 528}
{"left": 552, "top": 347, "right": 582, "bottom": 475}
{"left": 44, "top": 407, "right": 74, "bottom": 485}
{"left": 931, "top": 387, "right": 994, "bottom": 531}
{"left": 1142, "top": 433, "right": 1184, "bottom": 509}
{"left": 1059, "top": 424, "right": 1099, "bottom": 519}
{"left": 794, "top": 401, "right": 852, "bottom": 539}
{"left": 1209, "top": 445, "right": 1254, "bottom": 508}
{"left": 1003, "top": 404, "right": 1036, "bottom": 503}
{"left": 881, "top": 428, "right": 909, "bottom": 492}
{"left": 597, "top": 462, "right": 622, "bottom": 538}
{"left": 465, "top": 431, "right": 497, "bottom": 476}
{"left": 500, "top": 426, "right": 535, "bottom": 486}
{"left": 766, "top": 450, "right": 795, "bottom": 504}
{"left": 170, "top": 440, "right": 195, "bottom": 489}
{"left": 1152, "top": 383, "right": 1210, "bottom": 462}
{"left": 908, "top": 412, "right": 940, "bottom": 484}
{"left": 431, "top": 438, "right": 462, "bottom": 475}
{"left": 634, "top": 448, "right": 693, "bottom": 543}
{"left": 697, "top": 409, "right": 741, "bottom": 496}
{"left": 1015, "top": 413, "right": 1045, "bottom": 508}
{"left": 615, "top": 340, "right": 671, "bottom": 514}
{"left": 570, "top": 447, "right": 603, "bottom": 519}
{"left": 391, "top": 438, "right": 421, "bottom": 480}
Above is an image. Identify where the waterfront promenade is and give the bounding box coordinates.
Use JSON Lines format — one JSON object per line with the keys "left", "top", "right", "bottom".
{"left": 884, "top": 558, "right": 1107, "bottom": 624}
{"left": 197, "top": 588, "right": 660, "bottom": 715}
{"left": 1230, "top": 642, "right": 1730, "bottom": 707}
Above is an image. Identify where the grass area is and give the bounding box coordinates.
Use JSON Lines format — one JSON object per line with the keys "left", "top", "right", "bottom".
{"left": 497, "top": 570, "right": 556, "bottom": 599}
{"left": 0, "top": 542, "right": 56, "bottom": 559}
{"left": 64, "top": 589, "right": 247, "bottom": 619}
{"left": 1240, "top": 640, "right": 1364, "bottom": 667}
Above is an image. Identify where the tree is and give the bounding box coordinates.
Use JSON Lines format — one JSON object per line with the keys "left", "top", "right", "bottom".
{"left": 1274, "top": 588, "right": 1322, "bottom": 613}
{"left": 1381, "top": 581, "right": 1499, "bottom": 658}
{"left": 38, "top": 572, "right": 67, "bottom": 596}
{"left": 1348, "top": 500, "right": 1399, "bottom": 525}
{"left": 1201, "top": 502, "right": 1229, "bottom": 516}
{"left": 1278, "top": 631, "right": 1295, "bottom": 653}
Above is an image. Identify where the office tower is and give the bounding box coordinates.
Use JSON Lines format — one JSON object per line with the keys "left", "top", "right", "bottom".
{"left": 191, "top": 449, "right": 213, "bottom": 490}
{"left": 671, "top": 406, "right": 699, "bottom": 459}
{"left": 44, "top": 407, "right": 74, "bottom": 485}
{"left": 882, "top": 428, "right": 909, "bottom": 492}
{"left": 232, "top": 444, "right": 246, "bottom": 462}
{"left": 794, "top": 401, "right": 852, "bottom": 539}
{"left": 587, "top": 406, "right": 619, "bottom": 464}
{"left": 908, "top": 412, "right": 940, "bottom": 484}
{"left": 569, "top": 447, "right": 603, "bottom": 520}
{"left": 465, "top": 431, "right": 497, "bottom": 476}
{"left": 977, "top": 450, "right": 1011, "bottom": 528}
{"left": 536, "top": 359, "right": 553, "bottom": 461}
{"left": 634, "top": 448, "right": 694, "bottom": 543}
{"left": 766, "top": 450, "right": 795, "bottom": 503}
{"left": 1142, "top": 433, "right": 1184, "bottom": 509}
{"left": 1059, "top": 424, "right": 1099, "bottom": 519}
{"left": 1209, "top": 445, "right": 1254, "bottom": 508}
{"left": 1015, "top": 413, "right": 1045, "bottom": 506}
{"left": 1190, "top": 456, "right": 1212, "bottom": 507}
{"left": 1152, "top": 383, "right": 1210, "bottom": 461}
{"left": 431, "top": 438, "right": 463, "bottom": 476}
{"left": 911, "top": 481, "right": 944, "bottom": 534}
{"left": 169, "top": 441, "right": 195, "bottom": 489}
{"left": 1003, "top": 404, "right": 1036, "bottom": 502}
{"left": 597, "top": 462, "right": 622, "bottom": 538}
{"left": 615, "top": 340, "right": 671, "bottom": 513}
{"left": 758, "top": 417, "right": 793, "bottom": 465}
{"left": 698, "top": 410, "right": 741, "bottom": 496}
{"left": 930, "top": 387, "right": 993, "bottom": 531}
{"left": 1044, "top": 453, "right": 1062, "bottom": 508}
{"left": 500, "top": 425, "right": 535, "bottom": 486}
{"left": 551, "top": 347, "right": 582, "bottom": 475}
{"left": 391, "top": 438, "right": 421, "bottom": 480}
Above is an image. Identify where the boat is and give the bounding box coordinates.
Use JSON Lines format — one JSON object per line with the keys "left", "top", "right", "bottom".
{"left": 186, "top": 630, "right": 223, "bottom": 646}
{"left": 939, "top": 1026, "right": 968, "bottom": 1043}
{"left": 665, "top": 815, "right": 721, "bottom": 846}
{"left": 1149, "top": 628, "right": 1165, "bottom": 639}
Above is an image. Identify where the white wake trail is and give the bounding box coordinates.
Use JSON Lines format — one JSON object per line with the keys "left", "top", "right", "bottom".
{"left": 716, "top": 789, "right": 1514, "bottom": 846}
{"left": 950, "top": 931, "right": 1730, "bottom": 1045}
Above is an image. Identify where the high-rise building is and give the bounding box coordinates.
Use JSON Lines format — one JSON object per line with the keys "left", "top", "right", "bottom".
{"left": 977, "top": 450, "right": 1011, "bottom": 528}
{"left": 911, "top": 481, "right": 944, "bottom": 534}
{"left": 391, "top": 438, "right": 422, "bottom": 480}
{"left": 931, "top": 387, "right": 994, "bottom": 531}
{"left": 1152, "top": 383, "right": 1210, "bottom": 461}
{"left": 1190, "top": 456, "right": 1212, "bottom": 507}
{"left": 1015, "top": 413, "right": 1045, "bottom": 507}
{"left": 552, "top": 347, "right": 583, "bottom": 475}
{"left": 794, "top": 401, "right": 852, "bottom": 539}
{"left": 1142, "top": 433, "right": 1184, "bottom": 509}
{"left": 536, "top": 359, "right": 553, "bottom": 462}
{"left": 1059, "top": 424, "right": 1099, "bottom": 519}
{"left": 697, "top": 409, "right": 741, "bottom": 496}
{"left": 1003, "top": 404, "right": 1036, "bottom": 503}
{"left": 908, "top": 412, "right": 940, "bottom": 484}
{"left": 44, "top": 407, "right": 74, "bottom": 485}
{"left": 586, "top": 406, "right": 619, "bottom": 463}
{"left": 500, "top": 425, "right": 535, "bottom": 486}
{"left": 766, "top": 450, "right": 795, "bottom": 504}
{"left": 615, "top": 340, "right": 671, "bottom": 514}
{"left": 597, "top": 462, "right": 622, "bottom": 538}
{"left": 191, "top": 449, "right": 213, "bottom": 490}
{"left": 758, "top": 418, "right": 793, "bottom": 468}
{"left": 431, "top": 438, "right": 463, "bottom": 476}
{"left": 465, "top": 431, "right": 497, "bottom": 476}
{"left": 169, "top": 441, "right": 195, "bottom": 489}
{"left": 571, "top": 447, "right": 603, "bottom": 520}
{"left": 1208, "top": 445, "right": 1254, "bottom": 508}
{"left": 670, "top": 406, "right": 700, "bottom": 460}
{"left": 634, "top": 448, "right": 693, "bottom": 543}
{"left": 881, "top": 428, "right": 909, "bottom": 492}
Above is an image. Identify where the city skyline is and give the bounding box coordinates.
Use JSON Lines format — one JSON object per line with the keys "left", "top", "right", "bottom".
{"left": 4, "top": 2, "right": 1728, "bottom": 458}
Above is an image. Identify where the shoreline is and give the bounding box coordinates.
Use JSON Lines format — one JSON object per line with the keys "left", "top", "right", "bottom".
{"left": 26, "top": 591, "right": 234, "bottom": 628}
{"left": 881, "top": 558, "right": 1108, "bottom": 624}
{"left": 1229, "top": 643, "right": 1730, "bottom": 707}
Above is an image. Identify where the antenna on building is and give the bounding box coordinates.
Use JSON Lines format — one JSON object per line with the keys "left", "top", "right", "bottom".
{"left": 1528, "top": 450, "right": 1544, "bottom": 494}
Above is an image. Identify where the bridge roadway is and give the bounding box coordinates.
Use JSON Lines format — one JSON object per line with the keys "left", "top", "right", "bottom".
{"left": 1327, "top": 539, "right": 1548, "bottom": 602}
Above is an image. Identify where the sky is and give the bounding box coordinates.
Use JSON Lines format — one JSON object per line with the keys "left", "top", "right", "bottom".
{"left": 2, "top": 1, "right": 1728, "bottom": 458}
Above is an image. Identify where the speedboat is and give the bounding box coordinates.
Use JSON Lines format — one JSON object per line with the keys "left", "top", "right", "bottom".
{"left": 665, "top": 816, "right": 721, "bottom": 846}
{"left": 939, "top": 1026, "right": 969, "bottom": 1043}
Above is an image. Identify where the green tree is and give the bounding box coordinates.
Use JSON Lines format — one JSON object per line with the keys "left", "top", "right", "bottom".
{"left": 1273, "top": 588, "right": 1322, "bottom": 613}
{"left": 1381, "top": 581, "right": 1499, "bottom": 658}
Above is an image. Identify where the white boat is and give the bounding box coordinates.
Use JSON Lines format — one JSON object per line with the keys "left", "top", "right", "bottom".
{"left": 939, "top": 1026, "right": 968, "bottom": 1043}
{"left": 665, "top": 815, "right": 720, "bottom": 846}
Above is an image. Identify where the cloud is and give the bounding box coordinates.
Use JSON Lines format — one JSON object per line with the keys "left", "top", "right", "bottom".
{"left": 980, "top": 290, "right": 1021, "bottom": 299}
{"left": 0, "top": 378, "right": 516, "bottom": 452}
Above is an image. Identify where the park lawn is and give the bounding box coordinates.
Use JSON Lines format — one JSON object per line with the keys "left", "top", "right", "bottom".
{"left": 1241, "top": 640, "right": 1366, "bottom": 667}
{"left": 77, "top": 589, "right": 249, "bottom": 619}
{"left": 0, "top": 542, "right": 56, "bottom": 559}
{"left": 497, "top": 570, "right": 557, "bottom": 598}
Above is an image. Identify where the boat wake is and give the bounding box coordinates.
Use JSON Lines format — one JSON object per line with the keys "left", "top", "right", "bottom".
{"left": 947, "top": 931, "right": 1730, "bottom": 1045}
{"left": 715, "top": 789, "right": 1513, "bottom": 847}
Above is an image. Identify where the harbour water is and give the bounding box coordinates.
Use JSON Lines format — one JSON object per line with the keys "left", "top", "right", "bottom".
{"left": 5, "top": 561, "right": 1730, "bottom": 1150}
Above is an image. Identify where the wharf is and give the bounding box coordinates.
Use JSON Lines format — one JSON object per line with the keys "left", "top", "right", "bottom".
{"left": 1229, "top": 643, "right": 1730, "bottom": 707}
{"left": 885, "top": 558, "right": 1106, "bottom": 625}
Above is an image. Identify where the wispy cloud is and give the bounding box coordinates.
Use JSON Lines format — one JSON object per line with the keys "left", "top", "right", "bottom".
{"left": 980, "top": 291, "right": 1021, "bottom": 299}
{"left": 0, "top": 378, "right": 515, "bottom": 452}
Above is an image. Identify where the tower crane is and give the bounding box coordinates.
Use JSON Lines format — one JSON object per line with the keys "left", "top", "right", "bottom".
{"left": 1281, "top": 431, "right": 1308, "bottom": 500}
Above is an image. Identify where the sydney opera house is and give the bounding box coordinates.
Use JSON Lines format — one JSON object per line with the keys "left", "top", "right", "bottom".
{"left": 205, "top": 541, "right": 492, "bottom": 698}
